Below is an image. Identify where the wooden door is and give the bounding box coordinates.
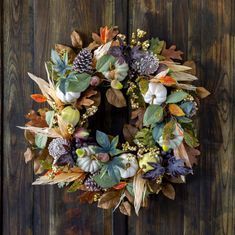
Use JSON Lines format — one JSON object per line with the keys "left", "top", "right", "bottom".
{"left": 1, "top": 0, "right": 234, "bottom": 234}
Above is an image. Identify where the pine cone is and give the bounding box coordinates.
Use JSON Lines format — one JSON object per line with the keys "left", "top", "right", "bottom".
{"left": 73, "top": 48, "right": 93, "bottom": 74}
{"left": 84, "top": 175, "right": 102, "bottom": 192}
{"left": 131, "top": 52, "right": 159, "bottom": 75}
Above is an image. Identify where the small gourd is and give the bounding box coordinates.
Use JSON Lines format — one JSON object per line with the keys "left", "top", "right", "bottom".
{"left": 103, "top": 61, "right": 128, "bottom": 82}
{"left": 56, "top": 87, "right": 81, "bottom": 103}
{"left": 143, "top": 82, "right": 167, "bottom": 105}
{"left": 76, "top": 146, "right": 101, "bottom": 173}
{"left": 61, "top": 106, "right": 80, "bottom": 126}
{"left": 138, "top": 152, "right": 158, "bottom": 172}
{"left": 118, "top": 153, "right": 139, "bottom": 179}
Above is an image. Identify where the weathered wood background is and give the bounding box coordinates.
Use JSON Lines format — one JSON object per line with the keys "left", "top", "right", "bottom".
{"left": 1, "top": 0, "right": 234, "bottom": 234}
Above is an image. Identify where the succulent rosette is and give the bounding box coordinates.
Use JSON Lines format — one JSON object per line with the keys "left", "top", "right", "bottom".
{"left": 20, "top": 26, "right": 210, "bottom": 216}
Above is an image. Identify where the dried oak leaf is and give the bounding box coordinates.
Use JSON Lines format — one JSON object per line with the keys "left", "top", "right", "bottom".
{"left": 161, "top": 44, "right": 183, "bottom": 61}
{"left": 76, "top": 88, "right": 100, "bottom": 109}
{"left": 98, "top": 190, "right": 121, "bottom": 209}
{"left": 184, "top": 144, "right": 201, "bottom": 166}
{"left": 106, "top": 88, "right": 127, "bottom": 108}
{"left": 24, "top": 147, "right": 34, "bottom": 163}
{"left": 79, "top": 191, "right": 96, "bottom": 204}
{"left": 25, "top": 110, "right": 48, "bottom": 128}
{"left": 70, "top": 30, "right": 83, "bottom": 48}
{"left": 119, "top": 201, "right": 131, "bottom": 216}
{"left": 131, "top": 107, "right": 146, "bottom": 129}
{"left": 55, "top": 44, "right": 76, "bottom": 62}
{"left": 161, "top": 183, "right": 175, "bottom": 200}
{"left": 123, "top": 124, "right": 138, "bottom": 144}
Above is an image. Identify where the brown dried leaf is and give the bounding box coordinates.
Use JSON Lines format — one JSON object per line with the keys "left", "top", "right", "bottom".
{"left": 76, "top": 88, "right": 99, "bottom": 108}
{"left": 98, "top": 190, "right": 121, "bottom": 209}
{"left": 125, "top": 190, "right": 134, "bottom": 204}
{"left": 92, "top": 32, "right": 102, "bottom": 44}
{"left": 123, "top": 124, "right": 138, "bottom": 144}
{"left": 106, "top": 88, "right": 127, "bottom": 108}
{"left": 79, "top": 191, "right": 96, "bottom": 204}
{"left": 174, "top": 143, "right": 192, "bottom": 168}
{"left": 131, "top": 107, "right": 146, "bottom": 129}
{"left": 196, "top": 87, "right": 211, "bottom": 99}
{"left": 71, "top": 30, "right": 83, "bottom": 48}
{"left": 184, "top": 144, "right": 201, "bottom": 166}
{"left": 25, "top": 110, "right": 48, "bottom": 128}
{"left": 162, "top": 183, "right": 175, "bottom": 200}
{"left": 55, "top": 44, "right": 76, "bottom": 62}
{"left": 167, "top": 175, "right": 186, "bottom": 184}
{"left": 183, "top": 60, "right": 196, "bottom": 75}
{"left": 24, "top": 130, "right": 35, "bottom": 145}
{"left": 119, "top": 201, "right": 131, "bottom": 216}
{"left": 32, "top": 167, "right": 85, "bottom": 185}
{"left": 161, "top": 44, "right": 183, "bottom": 60}
{"left": 133, "top": 171, "right": 147, "bottom": 215}
{"left": 24, "top": 148, "right": 34, "bottom": 163}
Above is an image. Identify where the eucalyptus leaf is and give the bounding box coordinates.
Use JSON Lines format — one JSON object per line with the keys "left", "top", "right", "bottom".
{"left": 45, "top": 111, "right": 55, "bottom": 128}
{"left": 96, "top": 54, "right": 116, "bottom": 72}
{"left": 35, "top": 134, "right": 48, "bottom": 149}
{"left": 143, "top": 105, "right": 163, "bottom": 126}
{"left": 67, "top": 73, "right": 91, "bottom": 93}
{"left": 166, "top": 91, "right": 188, "bottom": 104}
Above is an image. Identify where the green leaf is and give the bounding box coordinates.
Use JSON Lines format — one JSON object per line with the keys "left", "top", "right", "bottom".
{"left": 45, "top": 111, "right": 55, "bottom": 128}
{"left": 94, "top": 157, "right": 123, "bottom": 187}
{"left": 111, "top": 80, "right": 123, "bottom": 89}
{"left": 93, "top": 171, "right": 118, "bottom": 188}
{"left": 67, "top": 73, "right": 91, "bottom": 93}
{"left": 96, "top": 54, "right": 116, "bottom": 72}
{"left": 35, "top": 134, "right": 48, "bottom": 149}
{"left": 184, "top": 131, "right": 199, "bottom": 148}
{"left": 67, "top": 180, "right": 82, "bottom": 193}
{"left": 166, "top": 91, "right": 188, "bottom": 104}
{"left": 134, "top": 128, "right": 155, "bottom": 147}
{"left": 143, "top": 105, "right": 163, "bottom": 126}
{"left": 138, "top": 78, "right": 149, "bottom": 94}
{"left": 152, "top": 123, "right": 164, "bottom": 142}
{"left": 162, "top": 120, "right": 176, "bottom": 141}
{"left": 149, "top": 38, "right": 165, "bottom": 55}
{"left": 177, "top": 116, "right": 192, "bottom": 123}
{"left": 96, "top": 130, "right": 111, "bottom": 149}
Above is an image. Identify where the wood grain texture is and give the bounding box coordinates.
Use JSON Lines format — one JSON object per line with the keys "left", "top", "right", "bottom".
{"left": 128, "top": 0, "right": 235, "bottom": 235}
{"left": 1, "top": 0, "right": 234, "bottom": 235}
{"left": 2, "top": 0, "right": 34, "bottom": 235}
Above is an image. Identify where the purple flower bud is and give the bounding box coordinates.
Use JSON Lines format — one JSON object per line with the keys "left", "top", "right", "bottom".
{"left": 90, "top": 76, "right": 100, "bottom": 86}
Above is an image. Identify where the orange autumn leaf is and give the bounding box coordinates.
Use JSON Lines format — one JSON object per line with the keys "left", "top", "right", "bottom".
{"left": 168, "top": 104, "right": 185, "bottom": 116}
{"left": 100, "top": 26, "right": 109, "bottom": 44}
{"left": 113, "top": 181, "right": 127, "bottom": 190}
{"left": 159, "top": 76, "right": 176, "bottom": 86}
{"left": 31, "top": 94, "right": 47, "bottom": 103}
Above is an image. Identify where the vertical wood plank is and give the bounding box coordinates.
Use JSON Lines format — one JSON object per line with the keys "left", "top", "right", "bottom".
{"left": 2, "top": 0, "right": 34, "bottom": 234}
{"left": 127, "top": 0, "right": 235, "bottom": 235}
{"left": 33, "top": 1, "right": 128, "bottom": 234}
{"left": 197, "top": 0, "right": 235, "bottom": 234}
{"left": 0, "top": 0, "right": 3, "bottom": 232}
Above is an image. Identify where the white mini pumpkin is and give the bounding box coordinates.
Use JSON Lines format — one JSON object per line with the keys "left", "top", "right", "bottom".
{"left": 143, "top": 83, "right": 167, "bottom": 105}
{"left": 76, "top": 146, "right": 101, "bottom": 173}
{"left": 118, "top": 153, "right": 139, "bottom": 179}
{"left": 103, "top": 61, "right": 128, "bottom": 81}
{"left": 56, "top": 87, "right": 81, "bottom": 103}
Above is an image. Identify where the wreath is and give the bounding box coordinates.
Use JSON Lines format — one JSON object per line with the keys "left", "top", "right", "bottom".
{"left": 20, "top": 26, "right": 210, "bottom": 216}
